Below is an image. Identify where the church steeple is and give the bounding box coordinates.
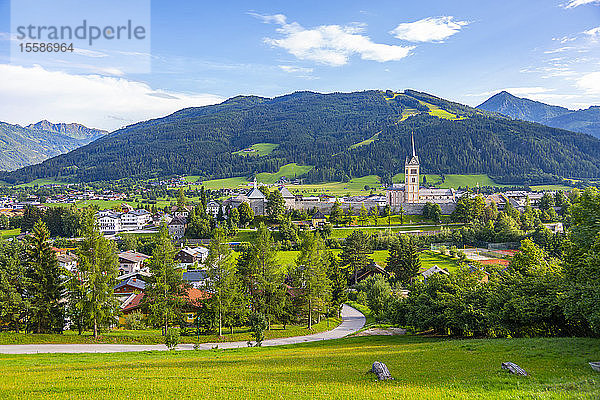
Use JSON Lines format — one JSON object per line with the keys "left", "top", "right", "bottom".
{"left": 404, "top": 132, "right": 420, "bottom": 203}
{"left": 411, "top": 131, "right": 416, "bottom": 157}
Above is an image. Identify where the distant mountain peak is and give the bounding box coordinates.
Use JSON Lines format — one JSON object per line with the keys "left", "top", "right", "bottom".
{"left": 26, "top": 120, "right": 107, "bottom": 141}
{"left": 477, "top": 92, "right": 599, "bottom": 139}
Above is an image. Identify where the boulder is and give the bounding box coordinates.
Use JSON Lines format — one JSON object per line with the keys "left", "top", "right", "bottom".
{"left": 370, "top": 361, "right": 393, "bottom": 380}
{"left": 501, "top": 362, "right": 528, "bottom": 376}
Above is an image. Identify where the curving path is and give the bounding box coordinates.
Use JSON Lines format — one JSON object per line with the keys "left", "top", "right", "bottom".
{"left": 0, "top": 304, "right": 365, "bottom": 354}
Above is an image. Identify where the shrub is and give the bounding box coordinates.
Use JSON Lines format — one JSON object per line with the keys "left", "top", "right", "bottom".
{"left": 165, "top": 328, "right": 180, "bottom": 350}
{"left": 123, "top": 310, "right": 146, "bottom": 330}
{"left": 248, "top": 312, "right": 267, "bottom": 346}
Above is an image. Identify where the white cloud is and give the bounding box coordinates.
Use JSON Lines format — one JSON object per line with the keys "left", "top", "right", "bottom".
{"left": 390, "top": 16, "right": 468, "bottom": 43}
{"left": 253, "top": 13, "right": 414, "bottom": 66}
{"left": 577, "top": 71, "right": 600, "bottom": 94}
{"left": 278, "top": 65, "right": 314, "bottom": 74}
{"left": 0, "top": 64, "right": 223, "bottom": 131}
{"left": 563, "top": 0, "right": 600, "bottom": 8}
{"left": 584, "top": 26, "right": 600, "bottom": 38}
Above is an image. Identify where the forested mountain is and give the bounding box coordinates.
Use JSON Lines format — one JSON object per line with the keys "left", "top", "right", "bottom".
{"left": 4, "top": 90, "right": 600, "bottom": 184}
{"left": 0, "top": 121, "right": 106, "bottom": 171}
{"left": 477, "top": 91, "right": 600, "bottom": 139}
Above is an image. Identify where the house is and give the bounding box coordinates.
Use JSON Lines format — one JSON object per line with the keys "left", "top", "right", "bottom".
{"left": 183, "top": 269, "right": 209, "bottom": 288}
{"left": 118, "top": 250, "right": 151, "bottom": 275}
{"left": 96, "top": 211, "right": 122, "bottom": 233}
{"left": 543, "top": 222, "right": 564, "bottom": 233}
{"left": 168, "top": 216, "right": 187, "bottom": 239}
{"left": 353, "top": 261, "right": 390, "bottom": 284}
{"left": 311, "top": 210, "right": 327, "bottom": 228}
{"left": 421, "top": 265, "right": 450, "bottom": 280}
{"left": 171, "top": 205, "right": 193, "bottom": 219}
{"left": 57, "top": 253, "right": 78, "bottom": 272}
{"left": 121, "top": 288, "right": 211, "bottom": 325}
{"left": 206, "top": 200, "right": 221, "bottom": 218}
{"left": 175, "top": 246, "right": 209, "bottom": 268}
{"left": 114, "top": 276, "right": 146, "bottom": 294}
{"left": 120, "top": 209, "right": 152, "bottom": 230}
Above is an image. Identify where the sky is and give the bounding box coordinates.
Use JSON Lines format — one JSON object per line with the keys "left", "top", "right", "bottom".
{"left": 0, "top": 0, "right": 599, "bottom": 131}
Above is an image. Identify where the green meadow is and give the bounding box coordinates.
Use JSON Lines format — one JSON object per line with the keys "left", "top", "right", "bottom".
{"left": 232, "top": 143, "right": 279, "bottom": 157}
{"left": 1, "top": 336, "right": 598, "bottom": 399}
{"left": 256, "top": 163, "right": 314, "bottom": 184}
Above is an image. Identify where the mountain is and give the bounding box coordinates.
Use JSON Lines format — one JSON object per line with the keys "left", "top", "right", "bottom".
{"left": 4, "top": 89, "right": 600, "bottom": 185}
{"left": 0, "top": 121, "right": 107, "bottom": 171}
{"left": 26, "top": 120, "right": 107, "bottom": 141}
{"left": 477, "top": 91, "right": 600, "bottom": 138}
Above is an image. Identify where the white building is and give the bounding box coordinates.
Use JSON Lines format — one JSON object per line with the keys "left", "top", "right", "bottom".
{"left": 96, "top": 209, "right": 153, "bottom": 233}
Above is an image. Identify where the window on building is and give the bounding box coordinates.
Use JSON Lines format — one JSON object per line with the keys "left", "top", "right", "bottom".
{"left": 411, "top": 169, "right": 417, "bottom": 174}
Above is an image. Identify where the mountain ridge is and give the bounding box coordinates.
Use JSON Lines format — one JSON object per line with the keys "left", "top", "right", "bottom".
{"left": 3, "top": 89, "right": 600, "bottom": 184}
{"left": 477, "top": 91, "right": 600, "bottom": 138}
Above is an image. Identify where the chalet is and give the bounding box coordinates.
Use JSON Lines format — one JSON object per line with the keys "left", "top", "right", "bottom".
{"left": 182, "top": 269, "right": 209, "bottom": 288}
{"left": 206, "top": 200, "right": 221, "bottom": 218}
{"left": 120, "top": 288, "right": 211, "bottom": 325}
{"left": 118, "top": 250, "right": 151, "bottom": 275}
{"left": 421, "top": 265, "right": 450, "bottom": 280}
{"left": 175, "top": 246, "right": 209, "bottom": 268}
{"left": 114, "top": 276, "right": 146, "bottom": 294}
{"left": 171, "top": 205, "right": 193, "bottom": 218}
{"left": 354, "top": 261, "right": 390, "bottom": 284}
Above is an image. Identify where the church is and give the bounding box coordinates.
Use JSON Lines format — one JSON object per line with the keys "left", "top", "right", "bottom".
{"left": 386, "top": 133, "right": 456, "bottom": 207}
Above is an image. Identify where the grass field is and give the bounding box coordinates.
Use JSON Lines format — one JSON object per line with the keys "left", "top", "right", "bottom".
{"left": 232, "top": 143, "right": 279, "bottom": 157}
{"left": 196, "top": 177, "right": 250, "bottom": 189}
{"left": 256, "top": 163, "right": 314, "bottom": 184}
{"left": 0, "top": 317, "right": 340, "bottom": 346}
{"left": 288, "top": 175, "right": 383, "bottom": 196}
{"left": 530, "top": 184, "right": 573, "bottom": 192}
{"left": 419, "top": 250, "right": 461, "bottom": 272}
{"left": 0, "top": 228, "right": 20, "bottom": 239}
{"left": 16, "top": 178, "right": 67, "bottom": 187}
{"left": 1, "top": 335, "right": 599, "bottom": 399}
{"left": 350, "top": 132, "right": 379, "bottom": 149}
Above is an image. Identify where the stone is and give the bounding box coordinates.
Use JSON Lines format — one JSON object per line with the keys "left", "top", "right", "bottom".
{"left": 501, "top": 362, "right": 528, "bottom": 376}
{"left": 370, "top": 361, "right": 393, "bottom": 380}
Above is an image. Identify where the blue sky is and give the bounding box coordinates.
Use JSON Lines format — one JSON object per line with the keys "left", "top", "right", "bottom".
{"left": 0, "top": 0, "right": 599, "bottom": 130}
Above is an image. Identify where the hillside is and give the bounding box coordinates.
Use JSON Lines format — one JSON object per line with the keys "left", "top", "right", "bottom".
{"left": 4, "top": 90, "right": 600, "bottom": 184}
{"left": 477, "top": 91, "right": 600, "bottom": 139}
{"left": 0, "top": 121, "right": 105, "bottom": 171}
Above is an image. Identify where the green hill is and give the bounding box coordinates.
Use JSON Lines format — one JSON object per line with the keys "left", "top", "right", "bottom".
{"left": 5, "top": 90, "right": 600, "bottom": 185}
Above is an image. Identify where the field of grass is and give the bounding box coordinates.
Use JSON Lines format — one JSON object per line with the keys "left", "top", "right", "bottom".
{"left": 419, "top": 250, "right": 461, "bottom": 272}
{"left": 418, "top": 100, "right": 465, "bottom": 121}
{"left": 350, "top": 132, "right": 379, "bottom": 149}
{"left": 530, "top": 184, "right": 573, "bottom": 192}
{"left": 196, "top": 176, "right": 250, "bottom": 189}
{"left": 392, "top": 173, "right": 443, "bottom": 185}
{"left": 0, "top": 228, "right": 20, "bottom": 239}
{"left": 2, "top": 335, "right": 599, "bottom": 399}
{"left": 16, "top": 178, "right": 67, "bottom": 188}
{"left": 232, "top": 143, "right": 279, "bottom": 157}
{"left": 0, "top": 317, "right": 340, "bottom": 346}
{"left": 256, "top": 163, "right": 314, "bottom": 184}
{"left": 288, "top": 175, "right": 383, "bottom": 196}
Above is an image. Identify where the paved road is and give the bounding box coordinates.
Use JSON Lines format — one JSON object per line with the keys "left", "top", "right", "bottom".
{"left": 0, "top": 304, "right": 365, "bottom": 354}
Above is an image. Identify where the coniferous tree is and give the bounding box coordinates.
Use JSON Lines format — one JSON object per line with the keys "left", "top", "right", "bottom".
{"left": 145, "top": 224, "right": 187, "bottom": 335}
{"left": 387, "top": 235, "right": 421, "bottom": 285}
{"left": 76, "top": 209, "right": 120, "bottom": 338}
{"left": 25, "top": 219, "right": 64, "bottom": 333}
{"left": 339, "top": 230, "right": 373, "bottom": 285}
{"left": 291, "top": 232, "right": 331, "bottom": 329}
{"left": 205, "top": 228, "right": 245, "bottom": 336}
{"left": 0, "top": 239, "right": 27, "bottom": 332}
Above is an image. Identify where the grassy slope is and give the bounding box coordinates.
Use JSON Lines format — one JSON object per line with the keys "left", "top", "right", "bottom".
{"left": 0, "top": 317, "right": 340, "bottom": 345}
{"left": 232, "top": 143, "right": 279, "bottom": 157}
{"left": 350, "top": 132, "right": 379, "bottom": 149}
{"left": 1, "top": 336, "right": 598, "bottom": 399}
{"left": 16, "top": 178, "right": 67, "bottom": 187}
{"left": 256, "top": 163, "right": 314, "bottom": 184}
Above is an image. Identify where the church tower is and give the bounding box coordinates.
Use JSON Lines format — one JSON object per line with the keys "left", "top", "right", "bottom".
{"left": 404, "top": 132, "right": 420, "bottom": 203}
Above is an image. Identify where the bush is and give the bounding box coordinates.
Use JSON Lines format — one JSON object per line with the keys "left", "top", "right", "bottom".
{"left": 165, "top": 328, "right": 180, "bottom": 350}
{"left": 356, "top": 291, "right": 368, "bottom": 305}
{"left": 123, "top": 311, "right": 146, "bottom": 330}
{"left": 248, "top": 312, "right": 267, "bottom": 346}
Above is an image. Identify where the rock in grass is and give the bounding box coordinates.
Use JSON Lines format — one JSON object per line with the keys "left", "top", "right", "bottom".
{"left": 370, "top": 361, "right": 393, "bottom": 380}
{"left": 501, "top": 362, "right": 528, "bottom": 376}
